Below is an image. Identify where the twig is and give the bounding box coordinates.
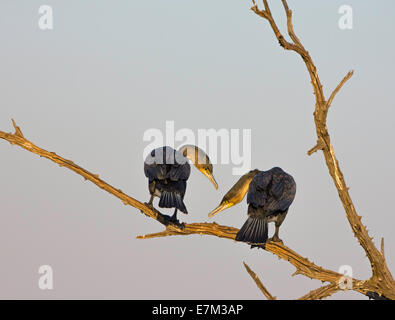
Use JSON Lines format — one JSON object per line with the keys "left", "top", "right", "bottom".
{"left": 326, "top": 71, "right": 354, "bottom": 110}
{"left": 243, "top": 262, "right": 276, "bottom": 300}
{"left": 298, "top": 283, "right": 339, "bottom": 300}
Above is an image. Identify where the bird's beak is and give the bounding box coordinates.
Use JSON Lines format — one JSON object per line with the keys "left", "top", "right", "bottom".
{"left": 202, "top": 170, "right": 218, "bottom": 189}
{"left": 208, "top": 174, "right": 218, "bottom": 190}
{"left": 208, "top": 201, "right": 233, "bottom": 218}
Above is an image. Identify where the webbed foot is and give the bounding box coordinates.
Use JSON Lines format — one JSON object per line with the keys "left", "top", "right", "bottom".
{"left": 268, "top": 235, "right": 283, "bottom": 243}
{"left": 144, "top": 202, "right": 154, "bottom": 209}
{"left": 167, "top": 217, "right": 185, "bottom": 230}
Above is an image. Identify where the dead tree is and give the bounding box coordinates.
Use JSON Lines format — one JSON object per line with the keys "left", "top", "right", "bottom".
{"left": 1, "top": 0, "right": 394, "bottom": 299}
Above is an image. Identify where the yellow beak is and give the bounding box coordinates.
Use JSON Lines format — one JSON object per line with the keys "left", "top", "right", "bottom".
{"left": 208, "top": 201, "right": 233, "bottom": 218}
{"left": 208, "top": 174, "right": 218, "bottom": 190}
{"left": 202, "top": 170, "right": 218, "bottom": 190}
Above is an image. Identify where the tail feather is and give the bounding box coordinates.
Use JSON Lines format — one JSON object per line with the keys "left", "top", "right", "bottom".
{"left": 159, "top": 191, "right": 188, "bottom": 214}
{"left": 236, "top": 216, "right": 268, "bottom": 244}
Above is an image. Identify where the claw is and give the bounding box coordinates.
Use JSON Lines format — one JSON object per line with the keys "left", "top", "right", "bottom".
{"left": 144, "top": 202, "right": 154, "bottom": 210}
{"left": 268, "top": 236, "right": 283, "bottom": 243}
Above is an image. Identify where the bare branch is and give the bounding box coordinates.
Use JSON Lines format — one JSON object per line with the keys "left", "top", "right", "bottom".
{"left": 381, "top": 237, "right": 386, "bottom": 264}
{"left": 137, "top": 222, "right": 238, "bottom": 240}
{"left": 11, "top": 119, "right": 24, "bottom": 138}
{"left": 243, "top": 262, "right": 276, "bottom": 300}
{"left": 252, "top": 0, "right": 325, "bottom": 104}
{"left": 381, "top": 238, "right": 385, "bottom": 256}
{"left": 281, "top": 0, "right": 303, "bottom": 47}
{"left": 326, "top": 71, "right": 354, "bottom": 110}
{"left": 298, "top": 283, "right": 339, "bottom": 300}
{"left": 307, "top": 139, "right": 325, "bottom": 156}
{"left": 251, "top": 1, "right": 303, "bottom": 54}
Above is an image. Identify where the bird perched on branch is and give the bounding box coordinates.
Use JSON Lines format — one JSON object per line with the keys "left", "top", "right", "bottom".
{"left": 209, "top": 167, "right": 296, "bottom": 247}
{"left": 144, "top": 145, "right": 218, "bottom": 223}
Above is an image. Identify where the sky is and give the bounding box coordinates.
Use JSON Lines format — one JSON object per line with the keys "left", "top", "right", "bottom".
{"left": 0, "top": 0, "right": 394, "bottom": 299}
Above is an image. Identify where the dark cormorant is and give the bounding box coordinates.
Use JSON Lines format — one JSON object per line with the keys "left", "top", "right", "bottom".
{"left": 208, "top": 167, "right": 296, "bottom": 247}
{"left": 144, "top": 145, "right": 218, "bottom": 222}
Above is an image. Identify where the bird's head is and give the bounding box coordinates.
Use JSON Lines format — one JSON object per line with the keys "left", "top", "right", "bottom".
{"left": 178, "top": 144, "right": 218, "bottom": 190}
{"left": 208, "top": 169, "right": 260, "bottom": 218}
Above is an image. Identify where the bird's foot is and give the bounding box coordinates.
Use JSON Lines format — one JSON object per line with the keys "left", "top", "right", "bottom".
{"left": 144, "top": 202, "right": 154, "bottom": 209}
{"left": 142, "top": 202, "right": 158, "bottom": 216}
{"left": 268, "top": 235, "right": 283, "bottom": 243}
{"left": 166, "top": 215, "right": 185, "bottom": 230}
{"left": 169, "top": 219, "right": 185, "bottom": 230}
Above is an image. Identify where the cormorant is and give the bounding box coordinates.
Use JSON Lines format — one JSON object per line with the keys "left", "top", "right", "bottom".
{"left": 144, "top": 145, "right": 218, "bottom": 222}
{"left": 208, "top": 167, "right": 296, "bottom": 247}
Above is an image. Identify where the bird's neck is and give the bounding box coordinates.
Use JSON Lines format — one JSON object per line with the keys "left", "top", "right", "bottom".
{"left": 234, "top": 169, "right": 260, "bottom": 200}
{"left": 178, "top": 145, "right": 208, "bottom": 167}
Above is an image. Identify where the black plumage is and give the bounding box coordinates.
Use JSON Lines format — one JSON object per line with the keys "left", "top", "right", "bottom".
{"left": 144, "top": 146, "right": 191, "bottom": 221}
{"left": 235, "top": 167, "right": 296, "bottom": 246}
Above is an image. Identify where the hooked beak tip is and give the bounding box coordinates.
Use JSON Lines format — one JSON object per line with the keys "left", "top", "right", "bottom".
{"left": 207, "top": 174, "right": 218, "bottom": 190}
{"left": 208, "top": 210, "right": 219, "bottom": 218}
{"left": 208, "top": 203, "right": 228, "bottom": 218}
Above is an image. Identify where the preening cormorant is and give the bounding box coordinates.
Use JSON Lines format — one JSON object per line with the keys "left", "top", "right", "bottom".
{"left": 209, "top": 167, "right": 296, "bottom": 247}
{"left": 144, "top": 145, "right": 218, "bottom": 222}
